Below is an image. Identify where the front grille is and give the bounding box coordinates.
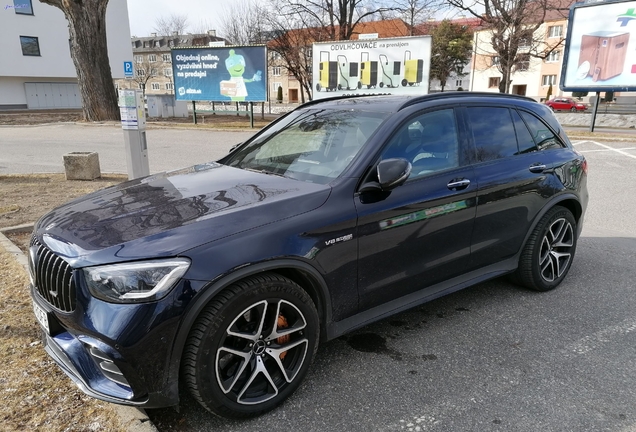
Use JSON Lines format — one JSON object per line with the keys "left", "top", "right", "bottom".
{"left": 31, "top": 239, "right": 76, "bottom": 312}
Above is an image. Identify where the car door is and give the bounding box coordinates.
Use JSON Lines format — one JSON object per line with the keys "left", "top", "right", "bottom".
{"left": 461, "top": 105, "right": 561, "bottom": 271}
{"left": 355, "top": 107, "right": 477, "bottom": 311}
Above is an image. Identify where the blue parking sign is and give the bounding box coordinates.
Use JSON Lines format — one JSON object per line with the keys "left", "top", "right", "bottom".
{"left": 124, "top": 61, "right": 133, "bottom": 77}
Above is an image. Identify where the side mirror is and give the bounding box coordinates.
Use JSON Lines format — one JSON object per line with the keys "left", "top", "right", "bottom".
{"left": 228, "top": 142, "right": 243, "bottom": 153}
{"left": 359, "top": 158, "right": 411, "bottom": 193}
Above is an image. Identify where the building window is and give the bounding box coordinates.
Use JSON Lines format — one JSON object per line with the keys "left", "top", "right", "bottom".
{"left": 150, "top": 68, "right": 157, "bottom": 76}
{"left": 143, "top": 41, "right": 149, "bottom": 48}
{"left": 154, "top": 40, "right": 161, "bottom": 47}
{"left": 134, "top": 55, "right": 143, "bottom": 63}
{"left": 138, "top": 83, "right": 144, "bottom": 90}
{"left": 516, "top": 54, "right": 530, "bottom": 71}
{"left": 488, "top": 77, "right": 500, "bottom": 88}
{"left": 131, "top": 41, "right": 137, "bottom": 48}
{"left": 271, "top": 51, "right": 281, "bottom": 60}
{"left": 151, "top": 83, "right": 160, "bottom": 90}
{"left": 165, "top": 83, "right": 174, "bottom": 90}
{"left": 19, "top": 36, "right": 40, "bottom": 56}
{"left": 548, "top": 25, "right": 563, "bottom": 38}
{"left": 546, "top": 51, "right": 560, "bottom": 63}
{"left": 168, "top": 40, "right": 174, "bottom": 47}
{"left": 162, "top": 54, "right": 171, "bottom": 62}
{"left": 136, "top": 69, "right": 146, "bottom": 76}
{"left": 148, "top": 54, "right": 157, "bottom": 62}
{"left": 518, "top": 38, "right": 530, "bottom": 49}
{"left": 13, "top": 0, "right": 33, "bottom": 15}
{"left": 455, "top": 79, "right": 462, "bottom": 87}
{"left": 491, "top": 56, "right": 500, "bottom": 66}
{"left": 272, "top": 82, "right": 282, "bottom": 93}
{"left": 164, "top": 68, "right": 172, "bottom": 76}
{"left": 542, "top": 74, "right": 557, "bottom": 86}
{"left": 272, "top": 66, "right": 281, "bottom": 76}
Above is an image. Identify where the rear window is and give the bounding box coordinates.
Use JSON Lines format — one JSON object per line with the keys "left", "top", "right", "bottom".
{"left": 518, "top": 110, "right": 564, "bottom": 150}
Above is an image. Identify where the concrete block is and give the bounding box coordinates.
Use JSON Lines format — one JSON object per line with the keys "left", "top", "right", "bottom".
{"left": 63, "top": 152, "right": 101, "bottom": 180}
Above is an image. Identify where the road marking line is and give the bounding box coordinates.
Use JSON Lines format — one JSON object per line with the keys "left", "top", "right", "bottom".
{"left": 588, "top": 141, "right": 636, "bottom": 160}
{"left": 567, "top": 318, "right": 636, "bottom": 355}
{"left": 579, "top": 147, "right": 636, "bottom": 153}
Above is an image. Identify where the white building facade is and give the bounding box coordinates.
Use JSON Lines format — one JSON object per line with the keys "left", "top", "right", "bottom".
{"left": 0, "top": 0, "right": 133, "bottom": 109}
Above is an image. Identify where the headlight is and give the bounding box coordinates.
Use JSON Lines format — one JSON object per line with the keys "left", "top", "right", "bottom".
{"left": 83, "top": 258, "right": 190, "bottom": 303}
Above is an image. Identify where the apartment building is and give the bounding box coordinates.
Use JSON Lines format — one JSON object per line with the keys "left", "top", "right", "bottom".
{"left": 0, "top": 0, "right": 132, "bottom": 109}
{"left": 115, "top": 31, "right": 226, "bottom": 96}
{"left": 469, "top": 5, "right": 571, "bottom": 100}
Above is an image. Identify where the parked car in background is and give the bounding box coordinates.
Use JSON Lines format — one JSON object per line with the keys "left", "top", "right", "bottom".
{"left": 545, "top": 97, "right": 587, "bottom": 112}
{"left": 29, "top": 92, "right": 588, "bottom": 419}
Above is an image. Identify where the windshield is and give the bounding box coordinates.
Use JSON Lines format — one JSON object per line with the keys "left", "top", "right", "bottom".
{"left": 223, "top": 108, "right": 388, "bottom": 184}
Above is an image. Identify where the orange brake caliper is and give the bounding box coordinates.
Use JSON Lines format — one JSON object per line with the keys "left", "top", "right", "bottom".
{"left": 276, "top": 315, "right": 290, "bottom": 360}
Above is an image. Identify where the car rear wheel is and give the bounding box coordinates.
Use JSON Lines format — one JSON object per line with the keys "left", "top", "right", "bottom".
{"left": 512, "top": 206, "right": 577, "bottom": 291}
{"left": 182, "top": 273, "right": 319, "bottom": 418}
{"left": 570, "top": 107, "right": 577, "bottom": 112}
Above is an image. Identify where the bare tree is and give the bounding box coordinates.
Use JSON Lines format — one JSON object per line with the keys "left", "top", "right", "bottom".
{"left": 131, "top": 57, "right": 157, "bottom": 98}
{"left": 189, "top": 18, "right": 218, "bottom": 36}
{"left": 154, "top": 13, "right": 189, "bottom": 36}
{"left": 446, "top": 0, "right": 569, "bottom": 93}
{"left": 282, "top": 0, "right": 397, "bottom": 40}
{"left": 219, "top": 0, "right": 270, "bottom": 44}
{"left": 392, "top": 0, "right": 438, "bottom": 34}
{"left": 39, "top": 0, "right": 119, "bottom": 121}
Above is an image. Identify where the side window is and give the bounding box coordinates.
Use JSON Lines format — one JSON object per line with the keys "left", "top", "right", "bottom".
{"left": 381, "top": 109, "right": 460, "bottom": 180}
{"left": 519, "top": 111, "right": 563, "bottom": 150}
{"left": 511, "top": 110, "right": 537, "bottom": 154}
{"left": 466, "top": 107, "right": 517, "bottom": 162}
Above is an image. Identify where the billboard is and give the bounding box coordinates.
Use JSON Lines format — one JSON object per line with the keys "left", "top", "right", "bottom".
{"left": 172, "top": 46, "right": 267, "bottom": 102}
{"left": 311, "top": 36, "right": 432, "bottom": 100}
{"left": 561, "top": 0, "right": 636, "bottom": 92}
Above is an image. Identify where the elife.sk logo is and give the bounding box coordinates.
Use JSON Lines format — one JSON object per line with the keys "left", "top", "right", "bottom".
{"left": 617, "top": 8, "right": 636, "bottom": 26}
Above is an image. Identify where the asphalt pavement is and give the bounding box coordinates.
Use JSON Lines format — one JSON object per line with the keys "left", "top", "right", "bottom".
{"left": 0, "top": 123, "right": 256, "bottom": 174}
{"left": 2, "top": 125, "right": 636, "bottom": 431}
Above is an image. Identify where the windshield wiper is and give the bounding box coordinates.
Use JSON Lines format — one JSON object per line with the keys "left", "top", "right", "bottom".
{"left": 244, "top": 168, "right": 289, "bottom": 178}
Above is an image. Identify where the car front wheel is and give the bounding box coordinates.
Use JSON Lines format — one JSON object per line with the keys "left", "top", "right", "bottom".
{"left": 570, "top": 107, "right": 577, "bottom": 112}
{"left": 182, "top": 273, "right": 319, "bottom": 418}
{"left": 513, "top": 206, "right": 577, "bottom": 291}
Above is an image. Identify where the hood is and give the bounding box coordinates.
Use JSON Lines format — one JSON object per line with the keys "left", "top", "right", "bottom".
{"left": 35, "top": 162, "right": 330, "bottom": 267}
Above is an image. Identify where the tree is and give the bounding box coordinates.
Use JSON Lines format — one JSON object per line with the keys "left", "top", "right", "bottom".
{"left": 277, "top": 85, "right": 283, "bottom": 102}
{"left": 392, "top": 0, "right": 438, "bottom": 34}
{"left": 153, "top": 13, "right": 189, "bottom": 36}
{"left": 446, "top": 0, "right": 569, "bottom": 93}
{"left": 546, "top": 83, "right": 553, "bottom": 100}
{"left": 429, "top": 20, "right": 473, "bottom": 92}
{"left": 39, "top": 0, "right": 119, "bottom": 121}
{"left": 572, "top": 91, "right": 588, "bottom": 100}
{"left": 282, "top": 0, "right": 397, "bottom": 40}
{"left": 131, "top": 58, "right": 157, "bottom": 98}
{"left": 219, "top": 0, "right": 269, "bottom": 44}
{"left": 604, "top": 91, "right": 614, "bottom": 102}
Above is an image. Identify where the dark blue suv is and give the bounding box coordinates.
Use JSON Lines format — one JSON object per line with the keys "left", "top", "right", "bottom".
{"left": 29, "top": 92, "right": 588, "bottom": 418}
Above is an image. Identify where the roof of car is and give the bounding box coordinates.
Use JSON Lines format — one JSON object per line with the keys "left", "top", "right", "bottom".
{"left": 299, "top": 92, "right": 539, "bottom": 113}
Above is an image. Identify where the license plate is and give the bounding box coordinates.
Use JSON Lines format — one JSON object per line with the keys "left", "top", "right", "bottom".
{"left": 32, "top": 301, "right": 50, "bottom": 335}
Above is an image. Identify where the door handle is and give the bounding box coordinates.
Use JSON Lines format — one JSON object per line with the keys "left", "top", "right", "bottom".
{"left": 447, "top": 179, "right": 470, "bottom": 190}
{"left": 529, "top": 163, "right": 547, "bottom": 173}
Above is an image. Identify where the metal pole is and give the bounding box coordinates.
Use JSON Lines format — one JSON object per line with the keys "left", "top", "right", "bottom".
{"left": 250, "top": 102, "right": 254, "bottom": 128}
{"left": 589, "top": 91, "right": 601, "bottom": 133}
{"left": 192, "top": 100, "right": 197, "bottom": 125}
{"left": 261, "top": 102, "right": 264, "bottom": 120}
{"left": 236, "top": 102, "right": 240, "bottom": 116}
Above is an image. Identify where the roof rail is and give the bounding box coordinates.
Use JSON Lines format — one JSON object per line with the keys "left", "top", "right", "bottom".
{"left": 399, "top": 91, "right": 537, "bottom": 110}
{"left": 297, "top": 93, "right": 389, "bottom": 109}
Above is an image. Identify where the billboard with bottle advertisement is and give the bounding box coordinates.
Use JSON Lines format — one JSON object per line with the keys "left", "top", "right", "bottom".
{"left": 311, "top": 36, "right": 432, "bottom": 100}
{"left": 561, "top": 0, "right": 636, "bottom": 92}
{"left": 171, "top": 46, "right": 267, "bottom": 102}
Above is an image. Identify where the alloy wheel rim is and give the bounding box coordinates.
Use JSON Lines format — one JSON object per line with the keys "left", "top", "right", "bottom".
{"left": 215, "top": 299, "right": 308, "bottom": 405}
{"left": 539, "top": 217, "right": 574, "bottom": 282}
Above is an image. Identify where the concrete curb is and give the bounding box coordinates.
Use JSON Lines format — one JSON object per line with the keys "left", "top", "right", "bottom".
{"left": 0, "top": 224, "right": 158, "bottom": 432}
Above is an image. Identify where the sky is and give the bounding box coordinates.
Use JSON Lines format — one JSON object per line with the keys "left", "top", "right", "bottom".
{"left": 126, "top": 0, "right": 225, "bottom": 38}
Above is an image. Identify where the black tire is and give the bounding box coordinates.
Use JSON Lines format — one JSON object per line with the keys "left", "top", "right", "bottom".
{"left": 401, "top": 79, "right": 408, "bottom": 87}
{"left": 379, "top": 82, "right": 384, "bottom": 88}
{"left": 315, "top": 83, "right": 321, "bottom": 92}
{"left": 512, "top": 206, "right": 577, "bottom": 291}
{"left": 357, "top": 81, "right": 362, "bottom": 89}
{"left": 182, "top": 273, "right": 319, "bottom": 418}
{"left": 570, "top": 107, "right": 577, "bottom": 112}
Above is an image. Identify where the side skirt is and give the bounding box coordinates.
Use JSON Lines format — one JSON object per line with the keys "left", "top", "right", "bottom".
{"left": 325, "top": 257, "right": 518, "bottom": 340}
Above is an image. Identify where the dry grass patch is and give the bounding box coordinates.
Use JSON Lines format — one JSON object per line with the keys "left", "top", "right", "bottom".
{"left": 0, "top": 245, "right": 121, "bottom": 431}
